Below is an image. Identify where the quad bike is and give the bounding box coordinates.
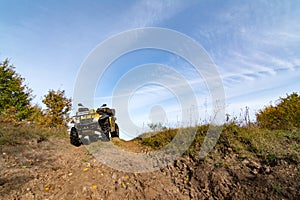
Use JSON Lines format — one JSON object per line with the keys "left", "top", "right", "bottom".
{"left": 69, "top": 103, "right": 119, "bottom": 146}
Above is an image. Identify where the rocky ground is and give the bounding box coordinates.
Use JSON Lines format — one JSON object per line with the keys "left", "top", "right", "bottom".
{"left": 0, "top": 136, "right": 299, "bottom": 200}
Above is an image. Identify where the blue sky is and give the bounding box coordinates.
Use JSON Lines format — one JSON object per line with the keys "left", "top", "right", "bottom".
{"left": 1, "top": 0, "right": 300, "bottom": 139}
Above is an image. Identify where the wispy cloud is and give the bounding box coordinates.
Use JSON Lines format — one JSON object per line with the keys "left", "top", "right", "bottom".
{"left": 194, "top": 1, "right": 300, "bottom": 101}
{"left": 124, "top": 0, "right": 191, "bottom": 27}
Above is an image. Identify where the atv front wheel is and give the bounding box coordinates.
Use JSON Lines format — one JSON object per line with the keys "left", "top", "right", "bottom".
{"left": 70, "top": 127, "right": 82, "bottom": 147}
{"left": 81, "top": 136, "right": 91, "bottom": 145}
{"left": 104, "top": 131, "right": 110, "bottom": 141}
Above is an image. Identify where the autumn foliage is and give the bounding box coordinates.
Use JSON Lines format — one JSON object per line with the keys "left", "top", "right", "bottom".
{"left": 42, "top": 89, "right": 72, "bottom": 127}
{"left": 0, "top": 59, "right": 71, "bottom": 128}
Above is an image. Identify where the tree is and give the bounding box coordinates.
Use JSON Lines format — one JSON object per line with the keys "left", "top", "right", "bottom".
{"left": 42, "top": 89, "right": 72, "bottom": 127}
{"left": 0, "top": 59, "right": 32, "bottom": 121}
{"left": 27, "top": 105, "right": 51, "bottom": 127}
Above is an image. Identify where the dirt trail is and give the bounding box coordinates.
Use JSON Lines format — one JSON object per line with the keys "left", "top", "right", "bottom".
{"left": 0, "top": 137, "right": 299, "bottom": 199}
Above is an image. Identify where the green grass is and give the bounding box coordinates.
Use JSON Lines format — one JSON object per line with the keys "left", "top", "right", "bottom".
{"left": 137, "top": 123, "right": 300, "bottom": 164}
{"left": 138, "top": 128, "right": 178, "bottom": 149}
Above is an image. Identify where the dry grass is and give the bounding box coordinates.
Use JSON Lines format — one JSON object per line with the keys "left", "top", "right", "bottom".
{"left": 0, "top": 121, "right": 68, "bottom": 146}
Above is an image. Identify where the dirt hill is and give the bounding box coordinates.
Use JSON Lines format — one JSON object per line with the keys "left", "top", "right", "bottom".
{"left": 0, "top": 128, "right": 299, "bottom": 199}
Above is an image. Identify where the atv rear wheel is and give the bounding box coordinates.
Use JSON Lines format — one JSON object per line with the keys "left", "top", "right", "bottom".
{"left": 111, "top": 123, "right": 119, "bottom": 138}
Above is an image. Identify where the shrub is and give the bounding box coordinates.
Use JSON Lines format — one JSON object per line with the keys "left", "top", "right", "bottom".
{"left": 42, "top": 89, "right": 72, "bottom": 128}
{"left": 256, "top": 93, "right": 300, "bottom": 130}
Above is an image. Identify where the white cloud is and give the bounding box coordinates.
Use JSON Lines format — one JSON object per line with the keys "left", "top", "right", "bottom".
{"left": 124, "top": 0, "right": 190, "bottom": 27}
{"left": 198, "top": 2, "right": 300, "bottom": 69}
{"left": 196, "top": 2, "right": 300, "bottom": 111}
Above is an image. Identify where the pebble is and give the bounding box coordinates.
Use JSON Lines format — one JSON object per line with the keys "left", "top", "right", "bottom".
{"left": 265, "top": 166, "right": 271, "bottom": 174}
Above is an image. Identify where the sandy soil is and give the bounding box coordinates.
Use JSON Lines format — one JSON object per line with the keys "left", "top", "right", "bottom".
{"left": 0, "top": 137, "right": 299, "bottom": 199}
